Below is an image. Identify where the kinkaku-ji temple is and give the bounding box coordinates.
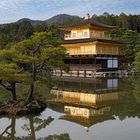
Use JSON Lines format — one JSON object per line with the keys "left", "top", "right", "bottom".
{"left": 53, "top": 17, "right": 126, "bottom": 77}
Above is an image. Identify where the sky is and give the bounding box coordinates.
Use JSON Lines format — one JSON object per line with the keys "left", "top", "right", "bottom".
{"left": 0, "top": 0, "right": 140, "bottom": 24}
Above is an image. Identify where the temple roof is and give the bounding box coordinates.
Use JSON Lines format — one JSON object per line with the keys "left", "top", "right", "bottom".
{"left": 63, "top": 38, "right": 127, "bottom": 45}
{"left": 61, "top": 19, "right": 116, "bottom": 30}
{"left": 60, "top": 115, "right": 115, "bottom": 127}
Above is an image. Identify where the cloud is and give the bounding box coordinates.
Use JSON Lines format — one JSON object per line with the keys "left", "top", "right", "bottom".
{"left": 0, "top": 0, "right": 139, "bottom": 23}
{"left": 0, "top": 0, "right": 32, "bottom": 22}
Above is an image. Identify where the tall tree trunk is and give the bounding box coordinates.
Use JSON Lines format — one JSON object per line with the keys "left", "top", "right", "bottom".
{"left": 11, "top": 83, "right": 17, "bottom": 101}
{"left": 0, "top": 81, "right": 17, "bottom": 101}
{"left": 26, "top": 62, "right": 36, "bottom": 104}
{"left": 26, "top": 83, "right": 34, "bottom": 103}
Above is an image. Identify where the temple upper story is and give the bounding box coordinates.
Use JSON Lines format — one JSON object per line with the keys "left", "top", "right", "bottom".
{"left": 64, "top": 29, "right": 111, "bottom": 40}
{"left": 61, "top": 19, "right": 116, "bottom": 40}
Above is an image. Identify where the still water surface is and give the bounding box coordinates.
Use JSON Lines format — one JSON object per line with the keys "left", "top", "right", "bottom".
{"left": 0, "top": 77, "right": 140, "bottom": 140}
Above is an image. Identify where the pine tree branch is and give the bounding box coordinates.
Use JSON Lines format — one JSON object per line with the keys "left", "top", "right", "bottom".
{"left": 0, "top": 81, "right": 12, "bottom": 90}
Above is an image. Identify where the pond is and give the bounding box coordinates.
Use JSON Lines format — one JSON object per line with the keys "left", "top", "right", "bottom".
{"left": 0, "top": 77, "right": 140, "bottom": 140}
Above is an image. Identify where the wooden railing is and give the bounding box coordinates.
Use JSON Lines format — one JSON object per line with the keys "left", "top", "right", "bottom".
{"left": 69, "top": 64, "right": 101, "bottom": 70}
{"left": 64, "top": 33, "right": 110, "bottom": 40}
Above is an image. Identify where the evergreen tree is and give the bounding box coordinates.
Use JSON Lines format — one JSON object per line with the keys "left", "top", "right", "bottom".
{"left": 13, "top": 32, "right": 68, "bottom": 103}
{"left": 133, "top": 51, "right": 140, "bottom": 72}
{"left": 16, "top": 21, "right": 33, "bottom": 41}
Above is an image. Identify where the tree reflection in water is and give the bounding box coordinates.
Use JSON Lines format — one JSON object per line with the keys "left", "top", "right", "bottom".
{"left": 42, "top": 133, "right": 71, "bottom": 140}
{"left": 0, "top": 116, "right": 56, "bottom": 140}
{"left": 0, "top": 117, "right": 16, "bottom": 140}
{"left": 114, "top": 78, "right": 140, "bottom": 120}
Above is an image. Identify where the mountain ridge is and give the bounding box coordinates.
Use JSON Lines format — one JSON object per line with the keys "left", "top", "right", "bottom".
{"left": 16, "top": 14, "right": 82, "bottom": 25}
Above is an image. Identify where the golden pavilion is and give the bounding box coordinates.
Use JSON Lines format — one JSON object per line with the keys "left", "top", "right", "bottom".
{"left": 53, "top": 18, "right": 126, "bottom": 77}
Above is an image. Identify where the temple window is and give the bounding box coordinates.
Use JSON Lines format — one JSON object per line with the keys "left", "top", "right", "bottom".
{"left": 84, "top": 31, "right": 88, "bottom": 37}
{"left": 72, "top": 32, "right": 76, "bottom": 38}
{"left": 77, "top": 31, "right": 83, "bottom": 37}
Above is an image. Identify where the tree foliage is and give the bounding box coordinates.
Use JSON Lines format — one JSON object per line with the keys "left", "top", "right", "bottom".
{"left": 109, "top": 28, "right": 140, "bottom": 67}
{"left": 0, "top": 31, "right": 68, "bottom": 102}
{"left": 0, "top": 48, "right": 31, "bottom": 101}
{"left": 91, "top": 12, "right": 140, "bottom": 33}
{"left": 16, "top": 21, "right": 33, "bottom": 41}
{"left": 133, "top": 51, "right": 140, "bottom": 72}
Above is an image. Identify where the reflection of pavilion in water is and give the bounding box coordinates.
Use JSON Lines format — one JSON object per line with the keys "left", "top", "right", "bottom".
{"left": 50, "top": 78, "right": 121, "bottom": 128}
